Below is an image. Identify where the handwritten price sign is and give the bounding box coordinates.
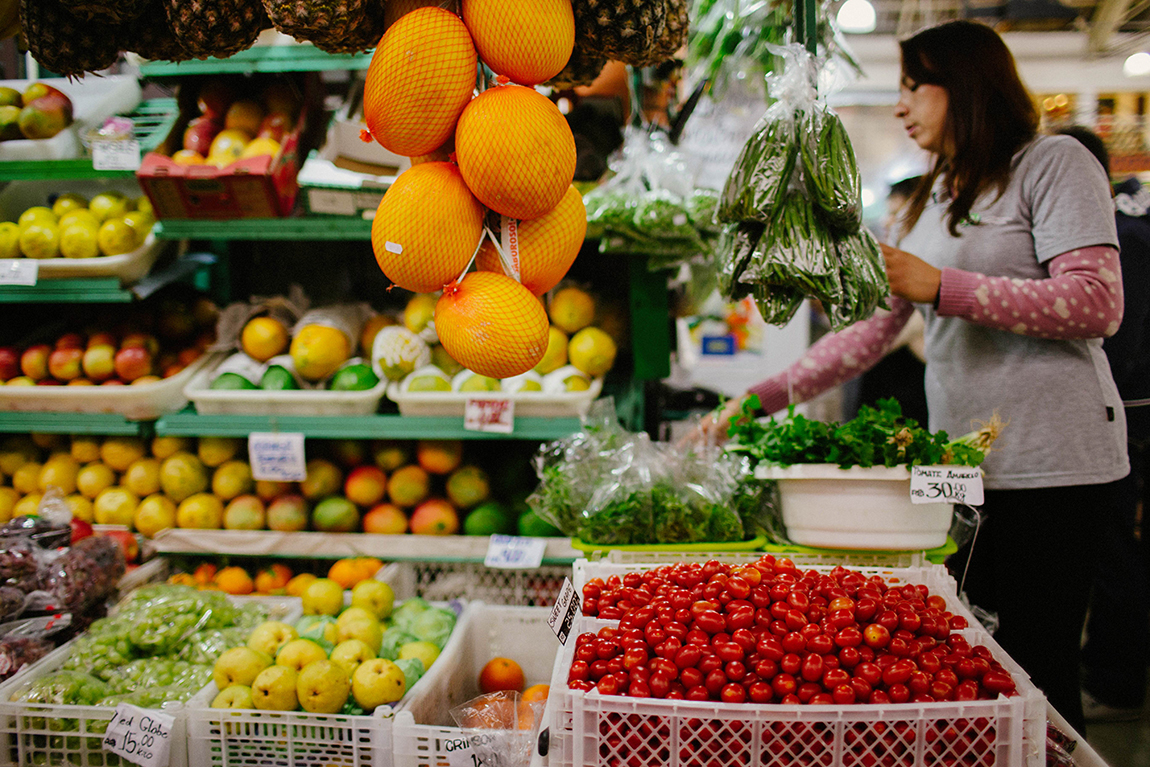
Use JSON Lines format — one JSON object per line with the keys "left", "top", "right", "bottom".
{"left": 464, "top": 399, "right": 514, "bottom": 434}
{"left": 547, "top": 577, "right": 580, "bottom": 645}
{"left": 102, "top": 704, "right": 174, "bottom": 767}
{"left": 909, "top": 466, "right": 984, "bottom": 506}
{"left": 248, "top": 432, "right": 307, "bottom": 482}
{"left": 484, "top": 535, "right": 546, "bottom": 570}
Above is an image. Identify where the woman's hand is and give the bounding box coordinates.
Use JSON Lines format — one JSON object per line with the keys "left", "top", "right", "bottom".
{"left": 681, "top": 396, "right": 749, "bottom": 448}
{"left": 881, "top": 243, "right": 942, "bottom": 304}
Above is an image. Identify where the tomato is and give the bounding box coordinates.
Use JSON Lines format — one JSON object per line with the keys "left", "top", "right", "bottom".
{"left": 828, "top": 609, "right": 855, "bottom": 631}
{"left": 782, "top": 632, "right": 807, "bottom": 654}
{"left": 655, "top": 637, "right": 682, "bottom": 661}
{"left": 569, "top": 660, "right": 590, "bottom": 682}
{"left": 849, "top": 676, "right": 872, "bottom": 701}
{"left": 748, "top": 680, "right": 774, "bottom": 703}
{"left": 949, "top": 615, "right": 969, "bottom": 630}
{"left": 772, "top": 673, "right": 798, "bottom": 697}
{"left": 980, "top": 670, "right": 1015, "bottom": 695}
{"left": 645, "top": 622, "right": 668, "bottom": 646}
{"left": 698, "top": 653, "right": 723, "bottom": 675}
{"left": 714, "top": 642, "right": 745, "bottom": 663}
{"left": 691, "top": 600, "right": 719, "bottom": 619}
{"left": 868, "top": 689, "right": 891, "bottom": 704}
{"left": 575, "top": 643, "right": 597, "bottom": 663}
{"left": 597, "top": 676, "right": 621, "bottom": 695}
{"left": 797, "top": 682, "right": 822, "bottom": 703}
{"left": 686, "top": 685, "right": 710, "bottom": 701}
{"left": 685, "top": 629, "right": 709, "bottom": 646}
{"left": 875, "top": 610, "right": 899, "bottom": 632}
{"left": 725, "top": 660, "right": 747, "bottom": 682}
{"left": 769, "top": 620, "right": 789, "bottom": 636}
{"left": 755, "top": 659, "right": 779, "bottom": 679}
{"left": 629, "top": 666, "right": 651, "bottom": 686}
{"left": 623, "top": 646, "right": 648, "bottom": 670}
{"left": 855, "top": 599, "right": 879, "bottom": 622}
{"left": 954, "top": 680, "right": 980, "bottom": 701}
{"left": 907, "top": 670, "right": 931, "bottom": 696}
{"left": 888, "top": 683, "right": 910, "bottom": 703}
{"left": 696, "top": 611, "right": 726, "bottom": 635}
{"left": 838, "top": 646, "right": 861, "bottom": 669}
{"left": 822, "top": 667, "right": 850, "bottom": 689}
{"left": 785, "top": 610, "right": 808, "bottom": 631}
{"left": 727, "top": 605, "right": 755, "bottom": 632}
{"left": 899, "top": 612, "right": 922, "bottom": 633}
{"left": 589, "top": 660, "right": 609, "bottom": 681}
{"left": 828, "top": 596, "right": 855, "bottom": 612}
{"left": 854, "top": 662, "right": 882, "bottom": 686}
{"left": 569, "top": 679, "right": 594, "bottom": 692}
{"left": 674, "top": 644, "right": 702, "bottom": 669}
{"left": 731, "top": 628, "right": 756, "bottom": 652}
{"left": 831, "top": 684, "right": 856, "bottom": 705}
{"left": 835, "top": 626, "right": 863, "bottom": 648}
{"left": 801, "top": 654, "right": 825, "bottom": 682}
{"left": 930, "top": 680, "right": 954, "bottom": 700}
{"left": 606, "top": 657, "right": 625, "bottom": 675}
{"left": 806, "top": 634, "right": 835, "bottom": 656}
{"left": 935, "top": 668, "right": 959, "bottom": 688}
{"left": 887, "top": 637, "right": 910, "bottom": 657}
{"left": 781, "top": 653, "right": 802, "bottom": 675}
{"left": 863, "top": 624, "right": 891, "bottom": 649}
{"left": 769, "top": 601, "right": 791, "bottom": 621}
{"left": 679, "top": 667, "right": 704, "bottom": 689}
{"left": 599, "top": 606, "right": 622, "bottom": 621}
{"left": 726, "top": 576, "right": 752, "bottom": 601}
{"left": 705, "top": 669, "right": 728, "bottom": 696}
{"left": 750, "top": 585, "right": 772, "bottom": 608}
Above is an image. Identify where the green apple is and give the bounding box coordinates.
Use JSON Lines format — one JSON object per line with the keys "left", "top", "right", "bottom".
{"left": 337, "top": 617, "right": 383, "bottom": 656}
{"left": 352, "top": 658, "right": 407, "bottom": 710}
{"left": 251, "top": 665, "right": 298, "bottom": 711}
{"left": 335, "top": 606, "right": 376, "bottom": 629}
{"left": 398, "top": 640, "right": 441, "bottom": 672}
{"left": 296, "top": 660, "right": 351, "bottom": 714}
{"left": 211, "top": 685, "right": 255, "bottom": 709}
{"left": 275, "top": 638, "right": 328, "bottom": 673}
{"left": 329, "top": 639, "right": 376, "bottom": 677}
{"left": 301, "top": 577, "right": 344, "bottom": 616}
{"left": 351, "top": 579, "right": 395, "bottom": 620}
{"left": 213, "top": 646, "right": 272, "bottom": 690}
{"left": 247, "top": 621, "right": 299, "bottom": 658}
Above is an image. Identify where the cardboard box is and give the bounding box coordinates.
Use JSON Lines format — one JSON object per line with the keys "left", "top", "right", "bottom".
{"left": 136, "top": 75, "right": 313, "bottom": 219}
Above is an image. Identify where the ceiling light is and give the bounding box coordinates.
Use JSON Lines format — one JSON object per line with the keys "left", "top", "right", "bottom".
{"left": 837, "top": 0, "right": 876, "bottom": 34}
{"left": 1123, "top": 52, "right": 1150, "bottom": 77}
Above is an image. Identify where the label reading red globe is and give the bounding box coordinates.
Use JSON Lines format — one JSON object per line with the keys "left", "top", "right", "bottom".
{"left": 102, "top": 703, "right": 173, "bottom": 767}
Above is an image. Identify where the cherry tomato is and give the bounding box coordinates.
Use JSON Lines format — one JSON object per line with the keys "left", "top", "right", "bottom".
{"left": 568, "top": 679, "right": 594, "bottom": 692}
{"left": 686, "top": 685, "right": 710, "bottom": 701}
{"left": 855, "top": 599, "right": 879, "bottom": 622}
{"left": 854, "top": 662, "right": 882, "bottom": 686}
{"left": 899, "top": 612, "right": 922, "bottom": 633}
{"left": 755, "top": 658, "right": 779, "bottom": 679}
{"left": 888, "top": 683, "right": 910, "bottom": 703}
{"left": 685, "top": 629, "right": 709, "bottom": 646}
{"left": 782, "top": 632, "right": 807, "bottom": 654}
{"left": 698, "top": 653, "right": 723, "bottom": 675}
{"left": 887, "top": 637, "right": 910, "bottom": 657}
{"left": 935, "top": 668, "right": 959, "bottom": 689}
{"left": 869, "top": 689, "right": 891, "bottom": 704}
{"left": 835, "top": 626, "right": 863, "bottom": 648}
{"left": 589, "top": 660, "right": 610, "bottom": 681}
{"left": 674, "top": 644, "right": 702, "bottom": 669}
{"left": 806, "top": 633, "right": 835, "bottom": 656}
{"left": 769, "top": 620, "right": 790, "bottom": 636}
{"left": 691, "top": 600, "right": 719, "bottom": 619}
{"left": 908, "top": 670, "right": 931, "bottom": 696}
{"left": 725, "top": 660, "right": 747, "bottom": 682}
{"left": 645, "top": 622, "right": 668, "bottom": 646}
{"left": 727, "top": 605, "right": 755, "bottom": 632}
{"left": 930, "top": 680, "right": 954, "bottom": 700}
{"left": 849, "top": 676, "right": 872, "bottom": 701}
{"left": 831, "top": 684, "right": 856, "bottom": 705}
{"left": 576, "top": 643, "right": 597, "bottom": 663}
{"left": 715, "top": 642, "right": 745, "bottom": 663}
{"left": 785, "top": 610, "right": 808, "bottom": 631}
{"left": 770, "top": 601, "right": 791, "bottom": 621}
{"left": 705, "top": 669, "right": 728, "bottom": 696}
{"left": 597, "top": 676, "right": 621, "bottom": 695}
{"left": 981, "top": 670, "right": 1016, "bottom": 695}
{"left": 623, "top": 646, "right": 648, "bottom": 670}
{"left": 955, "top": 680, "right": 980, "bottom": 701}
{"left": 696, "top": 611, "right": 726, "bottom": 635}
{"left": 796, "top": 682, "right": 822, "bottom": 703}
{"left": 781, "top": 653, "right": 802, "bottom": 675}
{"left": 606, "top": 657, "right": 625, "bottom": 676}
{"left": 801, "top": 654, "right": 825, "bottom": 682}
{"left": 725, "top": 576, "right": 751, "bottom": 601}
{"left": 772, "top": 673, "right": 798, "bottom": 697}
{"left": 863, "top": 624, "right": 891, "bottom": 649}
{"left": 679, "top": 666, "right": 704, "bottom": 689}
{"left": 750, "top": 585, "right": 772, "bottom": 608}
{"left": 748, "top": 680, "right": 774, "bottom": 703}
{"left": 731, "top": 628, "right": 756, "bottom": 652}
{"left": 822, "top": 667, "right": 851, "bottom": 689}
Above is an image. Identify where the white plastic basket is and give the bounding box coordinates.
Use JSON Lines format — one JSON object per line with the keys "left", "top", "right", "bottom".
{"left": 0, "top": 351, "right": 220, "bottom": 418}
{"left": 756, "top": 464, "right": 953, "bottom": 550}
{"left": 386, "top": 377, "right": 603, "bottom": 418}
{"left": 406, "top": 561, "right": 571, "bottom": 607}
{"left": 555, "top": 558, "right": 1046, "bottom": 767}
{"left": 184, "top": 600, "right": 472, "bottom": 767}
{"left": 392, "top": 604, "right": 556, "bottom": 767}
{"left": 0, "top": 77, "right": 142, "bottom": 162}
{"left": 185, "top": 359, "right": 389, "bottom": 416}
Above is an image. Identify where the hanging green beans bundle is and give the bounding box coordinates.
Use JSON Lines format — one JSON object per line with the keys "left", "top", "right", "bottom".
{"left": 717, "top": 110, "right": 797, "bottom": 225}
{"left": 801, "top": 106, "right": 862, "bottom": 233}
{"left": 716, "top": 221, "right": 765, "bottom": 299}
{"left": 753, "top": 282, "right": 806, "bottom": 326}
{"left": 749, "top": 192, "right": 843, "bottom": 306}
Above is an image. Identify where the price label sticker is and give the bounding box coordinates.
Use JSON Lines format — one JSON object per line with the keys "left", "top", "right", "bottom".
{"left": 443, "top": 734, "right": 489, "bottom": 767}
{"left": 547, "top": 577, "right": 580, "bottom": 645}
{"left": 248, "top": 432, "right": 307, "bottom": 482}
{"left": 485, "top": 534, "right": 546, "bottom": 570}
{"left": 0, "top": 260, "right": 38, "bottom": 286}
{"left": 464, "top": 399, "right": 514, "bottom": 434}
{"left": 909, "top": 466, "right": 984, "bottom": 506}
{"left": 102, "top": 703, "right": 174, "bottom": 767}
{"left": 92, "top": 139, "right": 141, "bottom": 171}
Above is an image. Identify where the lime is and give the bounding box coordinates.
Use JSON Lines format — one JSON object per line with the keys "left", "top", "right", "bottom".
{"left": 59, "top": 222, "right": 100, "bottom": 259}
{"left": 19, "top": 223, "right": 60, "bottom": 259}
{"left": 0, "top": 222, "right": 20, "bottom": 259}
{"left": 518, "top": 508, "right": 562, "bottom": 537}
{"left": 88, "top": 192, "right": 130, "bottom": 223}
{"left": 51, "top": 194, "right": 88, "bottom": 218}
{"left": 260, "top": 365, "right": 299, "bottom": 391}
{"left": 211, "top": 372, "right": 258, "bottom": 391}
{"left": 331, "top": 363, "right": 380, "bottom": 392}
{"left": 58, "top": 209, "right": 100, "bottom": 231}
{"left": 463, "top": 501, "right": 514, "bottom": 536}
{"left": 97, "top": 218, "right": 138, "bottom": 256}
{"left": 18, "top": 206, "right": 57, "bottom": 229}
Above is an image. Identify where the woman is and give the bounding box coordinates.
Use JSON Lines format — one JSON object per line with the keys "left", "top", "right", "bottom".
{"left": 701, "top": 20, "right": 1127, "bottom": 731}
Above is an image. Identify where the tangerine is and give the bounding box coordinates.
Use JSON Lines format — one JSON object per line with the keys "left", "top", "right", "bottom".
{"left": 478, "top": 657, "right": 525, "bottom": 694}
{"left": 363, "top": 7, "right": 477, "bottom": 157}
{"left": 255, "top": 563, "right": 293, "bottom": 594}
{"left": 328, "top": 558, "right": 367, "bottom": 589}
{"left": 241, "top": 316, "right": 289, "bottom": 363}
{"left": 475, "top": 185, "right": 586, "bottom": 296}
{"left": 462, "top": 0, "right": 574, "bottom": 86}
{"left": 522, "top": 683, "right": 550, "bottom": 703}
{"left": 455, "top": 83, "right": 576, "bottom": 221}
{"left": 216, "top": 566, "right": 254, "bottom": 595}
{"left": 434, "top": 272, "right": 549, "bottom": 379}
{"left": 371, "top": 162, "right": 485, "bottom": 293}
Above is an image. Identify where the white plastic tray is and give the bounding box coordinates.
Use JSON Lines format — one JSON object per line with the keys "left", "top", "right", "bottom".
{"left": 386, "top": 376, "right": 603, "bottom": 418}
{"left": 0, "top": 76, "right": 142, "bottom": 161}
{"left": 184, "top": 357, "right": 389, "bottom": 416}
{"left": 0, "top": 351, "right": 220, "bottom": 419}
{"left": 756, "top": 463, "right": 954, "bottom": 550}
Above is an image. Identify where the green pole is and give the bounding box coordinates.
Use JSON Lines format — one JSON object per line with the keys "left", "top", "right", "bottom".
{"left": 795, "top": 0, "right": 818, "bottom": 55}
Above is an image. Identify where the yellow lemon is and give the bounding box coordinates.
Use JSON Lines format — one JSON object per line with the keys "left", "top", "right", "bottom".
{"left": 534, "top": 326, "right": 568, "bottom": 375}
{"left": 198, "top": 436, "right": 241, "bottom": 468}
{"left": 0, "top": 222, "right": 20, "bottom": 259}
{"left": 11, "top": 462, "right": 41, "bottom": 494}
{"left": 133, "top": 196, "right": 153, "bottom": 216}
{"left": 97, "top": 218, "right": 138, "bottom": 256}
{"left": 14, "top": 493, "right": 42, "bottom": 518}
{"left": 567, "top": 326, "right": 617, "bottom": 377}
{"left": 38, "top": 455, "right": 79, "bottom": 495}
{"left": 59, "top": 221, "right": 100, "bottom": 259}
{"left": 134, "top": 494, "right": 177, "bottom": 538}
{"left": 176, "top": 492, "right": 224, "bottom": 529}
{"left": 548, "top": 287, "right": 595, "bottom": 334}
{"left": 18, "top": 206, "right": 57, "bottom": 228}
{"left": 241, "top": 317, "right": 290, "bottom": 363}
{"left": 93, "top": 486, "right": 139, "bottom": 526}
{"left": 290, "top": 325, "right": 351, "bottom": 382}
{"left": 51, "top": 194, "right": 88, "bottom": 218}
{"left": 64, "top": 494, "right": 93, "bottom": 523}
{"left": 239, "top": 136, "right": 281, "bottom": 159}
{"left": 100, "top": 437, "right": 147, "bottom": 472}
{"left": 70, "top": 436, "right": 101, "bottom": 464}
{"left": 0, "top": 486, "right": 17, "bottom": 524}
{"left": 19, "top": 222, "right": 60, "bottom": 259}
{"left": 123, "top": 457, "right": 162, "bottom": 497}
{"left": 76, "top": 462, "right": 116, "bottom": 499}
{"left": 160, "top": 451, "right": 209, "bottom": 502}
{"left": 88, "top": 192, "right": 130, "bottom": 223}
{"left": 121, "top": 210, "right": 155, "bottom": 243}
{"left": 151, "top": 436, "right": 190, "bottom": 461}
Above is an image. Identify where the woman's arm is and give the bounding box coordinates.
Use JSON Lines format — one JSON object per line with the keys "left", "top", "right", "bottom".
{"left": 936, "top": 245, "right": 1124, "bottom": 339}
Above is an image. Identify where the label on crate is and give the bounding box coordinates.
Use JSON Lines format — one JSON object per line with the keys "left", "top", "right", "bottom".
{"left": 464, "top": 398, "right": 514, "bottom": 434}
{"left": 547, "top": 576, "right": 580, "bottom": 644}
{"left": 442, "top": 735, "right": 481, "bottom": 767}
{"left": 92, "top": 139, "right": 142, "bottom": 171}
{"left": 102, "top": 703, "right": 174, "bottom": 767}
{"left": 909, "top": 465, "right": 984, "bottom": 506}
{"left": 248, "top": 432, "right": 307, "bottom": 481}
{"left": 485, "top": 534, "right": 547, "bottom": 570}
{"left": 0, "top": 260, "right": 37, "bottom": 286}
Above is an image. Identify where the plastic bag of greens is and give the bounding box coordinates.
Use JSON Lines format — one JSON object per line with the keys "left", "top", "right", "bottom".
{"left": 801, "top": 105, "right": 862, "bottom": 232}
{"left": 410, "top": 607, "right": 457, "bottom": 649}
{"left": 379, "top": 628, "right": 418, "bottom": 661}
{"left": 744, "top": 192, "right": 843, "bottom": 306}
{"left": 580, "top": 433, "right": 662, "bottom": 545}
{"left": 716, "top": 222, "right": 764, "bottom": 300}
{"left": 752, "top": 282, "right": 806, "bottom": 326}
{"left": 828, "top": 226, "right": 890, "bottom": 331}
{"left": 687, "top": 188, "right": 722, "bottom": 236}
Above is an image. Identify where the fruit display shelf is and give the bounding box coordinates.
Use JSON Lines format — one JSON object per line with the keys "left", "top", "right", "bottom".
{"left": 154, "top": 215, "right": 373, "bottom": 241}
{"left": 0, "top": 410, "right": 143, "bottom": 435}
{"left": 150, "top": 528, "right": 581, "bottom": 564}
{"left": 136, "top": 44, "right": 372, "bottom": 77}
{"left": 0, "top": 277, "right": 135, "bottom": 303}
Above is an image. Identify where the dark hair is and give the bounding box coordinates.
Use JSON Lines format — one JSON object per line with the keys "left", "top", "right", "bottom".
{"left": 1054, "top": 125, "right": 1110, "bottom": 176}
{"left": 899, "top": 21, "right": 1039, "bottom": 237}
{"left": 889, "top": 175, "right": 923, "bottom": 200}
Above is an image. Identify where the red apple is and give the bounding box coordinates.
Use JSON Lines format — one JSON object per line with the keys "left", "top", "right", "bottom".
{"left": 20, "top": 344, "right": 50, "bottom": 380}
{"left": 82, "top": 344, "right": 116, "bottom": 382}
{"left": 70, "top": 517, "right": 94, "bottom": 544}
{"left": 0, "top": 346, "right": 20, "bottom": 380}
{"left": 183, "top": 115, "right": 222, "bottom": 155}
{"left": 55, "top": 332, "right": 84, "bottom": 350}
{"left": 86, "top": 331, "right": 117, "bottom": 349}
{"left": 101, "top": 530, "right": 139, "bottom": 563}
{"left": 48, "top": 347, "right": 83, "bottom": 381}
{"left": 257, "top": 112, "right": 292, "bottom": 143}
{"left": 114, "top": 346, "right": 153, "bottom": 382}
{"left": 120, "top": 333, "right": 159, "bottom": 357}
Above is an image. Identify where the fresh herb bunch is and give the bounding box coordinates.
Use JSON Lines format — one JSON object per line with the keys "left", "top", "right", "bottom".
{"left": 727, "top": 396, "right": 989, "bottom": 468}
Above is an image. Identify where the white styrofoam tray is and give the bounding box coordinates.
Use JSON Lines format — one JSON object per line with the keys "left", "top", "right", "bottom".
{"left": 386, "top": 376, "right": 603, "bottom": 418}
{"left": 755, "top": 463, "right": 954, "bottom": 550}
{"left": 184, "top": 356, "right": 389, "bottom": 416}
{"left": 0, "top": 352, "right": 220, "bottom": 419}
{"left": 0, "top": 76, "right": 142, "bottom": 162}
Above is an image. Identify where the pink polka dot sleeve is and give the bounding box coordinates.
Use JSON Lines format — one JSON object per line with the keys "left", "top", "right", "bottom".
{"left": 746, "top": 298, "right": 917, "bottom": 415}
{"left": 935, "top": 245, "right": 1124, "bottom": 339}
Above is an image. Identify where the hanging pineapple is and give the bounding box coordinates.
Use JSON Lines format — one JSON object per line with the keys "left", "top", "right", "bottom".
{"left": 20, "top": 0, "right": 121, "bottom": 76}
{"left": 163, "top": 0, "right": 268, "bottom": 59}
{"left": 571, "top": 0, "right": 688, "bottom": 68}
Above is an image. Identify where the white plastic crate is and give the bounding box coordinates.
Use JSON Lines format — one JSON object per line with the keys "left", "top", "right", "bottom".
{"left": 184, "top": 359, "right": 389, "bottom": 417}
{"left": 392, "top": 604, "right": 557, "bottom": 766}
{"left": 554, "top": 558, "right": 1046, "bottom": 767}
{"left": 385, "top": 377, "right": 603, "bottom": 418}
{"left": 184, "top": 601, "right": 473, "bottom": 767}
{"left": 599, "top": 550, "right": 940, "bottom": 568}
{"left": 406, "top": 561, "right": 570, "bottom": 607}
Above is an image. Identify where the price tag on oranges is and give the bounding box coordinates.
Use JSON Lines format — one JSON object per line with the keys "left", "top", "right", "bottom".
{"left": 248, "top": 432, "right": 307, "bottom": 482}
{"left": 485, "top": 534, "right": 546, "bottom": 570}
{"left": 464, "top": 399, "right": 514, "bottom": 434}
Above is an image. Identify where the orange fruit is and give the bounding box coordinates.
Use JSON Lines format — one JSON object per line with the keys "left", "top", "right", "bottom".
{"left": 241, "top": 316, "right": 290, "bottom": 362}
{"left": 254, "top": 563, "right": 293, "bottom": 594}
{"left": 168, "top": 572, "right": 197, "bottom": 587}
{"left": 371, "top": 162, "right": 486, "bottom": 293}
{"left": 286, "top": 572, "right": 318, "bottom": 597}
{"left": 290, "top": 324, "right": 351, "bottom": 381}
{"left": 478, "top": 657, "right": 525, "bottom": 694}
{"left": 475, "top": 185, "right": 586, "bottom": 296}
{"left": 328, "top": 558, "right": 366, "bottom": 589}
{"left": 462, "top": 0, "right": 574, "bottom": 86}
{"left": 363, "top": 7, "right": 477, "bottom": 157}
{"left": 455, "top": 83, "right": 576, "bottom": 221}
{"left": 521, "top": 683, "right": 550, "bottom": 703}
{"left": 435, "top": 272, "right": 549, "bottom": 379}
{"left": 193, "top": 562, "right": 218, "bottom": 586}
{"left": 215, "top": 566, "right": 254, "bottom": 595}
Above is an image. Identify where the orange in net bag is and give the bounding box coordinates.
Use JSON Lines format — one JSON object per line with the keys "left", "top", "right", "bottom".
{"left": 455, "top": 81, "right": 577, "bottom": 221}
{"left": 362, "top": 7, "right": 477, "bottom": 157}
{"left": 434, "top": 271, "right": 550, "bottom": 379}
{"left": 371, "top": 162, "right": 486, "bottom": 293}
{"left": 461, "top": 0, "right": 574, "bottom": 86}
{"left": 476, "top": 184, "right": 587, "bottom": 297}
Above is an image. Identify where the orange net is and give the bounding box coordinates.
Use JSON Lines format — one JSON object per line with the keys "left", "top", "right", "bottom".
{"left": 371, "top": 162, "right": 485, "bottom": 293}
{"left": 435, "top": 272, "right": 550, "bottom": 379}
{"left": 461, "top": 0, "right": 575, "bottom": 86}
{"left": 363, "top": 7, "right": 477, "bottom": 157}
{"left": 455, "top": 84, "right": 577, "bottom": 221}
{"left": 475, "top": 185, "right": 587, "bottom": 296}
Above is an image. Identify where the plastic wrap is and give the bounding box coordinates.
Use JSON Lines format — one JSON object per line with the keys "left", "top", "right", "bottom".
{"left": 717, "top": 108, "right": 799, "bottom": 225}
{"left": 449, "top": 691, "right": 546, "bottom": 767}
{"left": 0, "top": 634, "right": 54, "bottom": 682}
{"left": 801, "top": 106, "right": 862, "bottom": 232}
{"left": 35, "top": 535, "right": 126, "bottom": 614}
{"left": 13, "top": 669, "right": 112, "bottom": 706}
{"left": 0, "top": 542, "right": 40, "bottom": 592}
